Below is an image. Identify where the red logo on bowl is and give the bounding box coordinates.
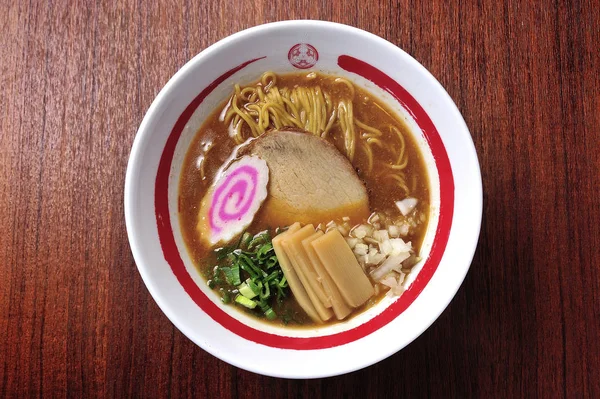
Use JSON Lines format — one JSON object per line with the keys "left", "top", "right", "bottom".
{"left": 288, "top": 43, "right": 319, "bottom": 69}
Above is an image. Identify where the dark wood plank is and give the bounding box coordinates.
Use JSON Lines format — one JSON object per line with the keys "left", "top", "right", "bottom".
{"left": 0, "top": 0, "right": 598, "bottom": 397}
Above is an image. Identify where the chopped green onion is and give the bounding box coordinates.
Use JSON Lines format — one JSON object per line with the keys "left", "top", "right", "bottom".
{"left": 260, "top": 283, "right": 270, "bottom": 300}
{"left": 264, "top": 270, "right": 280, "bottom": 283}
{"left": 220, "top": 264, "right": 241, "bottom": 286}
{"left": 238, "top": 262, "right": 258, "bottom": 279}
{"left": 256, "top": 299, "right": 269, "bottom": 313}
{"left": 274, "top": 283, "right": 285, "bottom": 300}
{"left": 221, "top": 291, "right": 232, "bottom": 304}
{"left": 248, "top": 231, "right": 270, "bottom": 250}
{"left": 211, "top": 266, "right": 224, "bottom": 285}
{"left": 240, "top": 232, "right": 252, "bottom": 248}
{"left": 238, "top": 254, "right": 263, "bottom": 277}
{"left": 234, "top": 295, "right": 257, "bottom": 309}
{"left": 266, "top": 256, "right": 278, "bottom": 268}
{"left": 264, "top": 308, "right": 276, "bottom": 320}
{"left": 247, "top": 279, "right": 260, "bottom": 296}
{"left": 208, "top": 228, "right": 290, "bottom": 322}
{"left": 238, "top": 283, "right": 257, "bottom": 299}
{"left": 256, "top": 243, "right": 274, "bottom": 260}
{"left": 215, "top": 246, "right": 232, "bottom": 261}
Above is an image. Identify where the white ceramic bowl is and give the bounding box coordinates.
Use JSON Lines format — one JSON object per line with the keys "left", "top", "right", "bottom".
{"left": 125, "top": 20, "right": 482, "bottom": 378}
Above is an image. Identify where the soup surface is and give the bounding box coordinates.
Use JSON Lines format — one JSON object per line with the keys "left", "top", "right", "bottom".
{"left": 179, "top": 72, "right": 430, "bottom": 327}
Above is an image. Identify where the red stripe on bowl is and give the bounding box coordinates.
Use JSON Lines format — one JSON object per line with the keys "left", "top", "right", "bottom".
{"left": 154, "top": 55, "right": 454, "bottom": 350}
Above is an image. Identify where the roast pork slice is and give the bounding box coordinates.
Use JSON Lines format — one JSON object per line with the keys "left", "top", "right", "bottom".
{"left": 242, "top": 129, "right": 369, "bottom": 226}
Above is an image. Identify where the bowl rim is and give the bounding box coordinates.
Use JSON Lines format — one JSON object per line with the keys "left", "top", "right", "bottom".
{"left": 125, "top": 19, "right": 482, "bottom": 378}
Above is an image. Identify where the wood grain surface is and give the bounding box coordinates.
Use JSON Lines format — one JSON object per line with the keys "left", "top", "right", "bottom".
{"left": 1, "top": 0, "right": 599, "bottom": 397}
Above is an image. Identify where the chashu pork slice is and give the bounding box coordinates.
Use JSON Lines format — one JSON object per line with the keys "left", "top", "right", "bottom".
{"left": 241, "top": 129, "right": 369, "bottom": 226}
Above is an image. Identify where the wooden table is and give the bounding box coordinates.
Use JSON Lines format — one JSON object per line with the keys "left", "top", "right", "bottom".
{"left": 1, "top": 1, "right": 598, "bottom": 397}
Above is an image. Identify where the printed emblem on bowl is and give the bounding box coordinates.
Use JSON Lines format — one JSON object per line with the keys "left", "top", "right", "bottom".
{"left": 288, "top": 43, "right": 319, "bottom": 69}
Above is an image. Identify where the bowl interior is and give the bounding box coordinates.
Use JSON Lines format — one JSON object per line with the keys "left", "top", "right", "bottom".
{"left": 168, "top": 66, "right": 442, "bottom": 338}
{"left": 125, "top": 20, "right": 482, "bottom": 378}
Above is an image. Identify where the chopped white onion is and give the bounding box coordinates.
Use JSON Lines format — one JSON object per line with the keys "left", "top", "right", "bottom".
{"left": 351, "top": 224, "right": 372, "bottom": 239}
{"left": 379, "top": 240, "right": 393, "bottom": 256}
{"left": 368, "top": 212, "right": 380, "bottom": 223}
{"left": 380, "top": 275, "right": 397, "bottom": 288}
{"left": 396, "top": 197, "right": 418, "bottom": 216}
{"left": 380, "top": 275, "right": 405, "bottom": 296}
{"left": 388, "top": 225, "right": 400, "bottom": 238}
{"left": 373, "top": 229, "right": 390, "bottom": 243}
{"left": 370, "top": 253, "right": 386, "bottom": 265}
{"left": 397, "top": 272, "right": 406, "bottom": 285}
{"left": 358, "top": 254, "right": 368, "bottom": 266}
{"left": 398, "top": 223, "right": 410, "bottom": 236}
{"left": 353, "top": 243, "right": 368, "bottom": 256}
{"left": 389, "top": 238, "right": 412, "bottom": 256}
{"left": 370, "top": 252, "right": 411, "bottom": 281}
{"left": 363, "top": 236, "right": 378, "bottom": 245}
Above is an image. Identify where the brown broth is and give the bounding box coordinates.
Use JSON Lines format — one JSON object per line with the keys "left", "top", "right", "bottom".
{"left": 178, "top": 72, "right": 430, "bottom": 327}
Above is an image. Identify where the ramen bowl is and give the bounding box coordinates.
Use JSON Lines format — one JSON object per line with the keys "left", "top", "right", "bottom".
{"left": 124, "top": 20, "right": 482, "bottom": 378}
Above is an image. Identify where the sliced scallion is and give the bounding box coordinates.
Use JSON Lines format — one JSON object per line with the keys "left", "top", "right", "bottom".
{"left": 209, "top": 229, "right": 289, "bottom": 321}
{"left": 238, "top": 282, "right": 257, "bottom": 299}
{"left": 234, "top": 295, "right": 257, "bottom": 309}
{"left": 264, "top": 308, "right": 276, "bottom": 320}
